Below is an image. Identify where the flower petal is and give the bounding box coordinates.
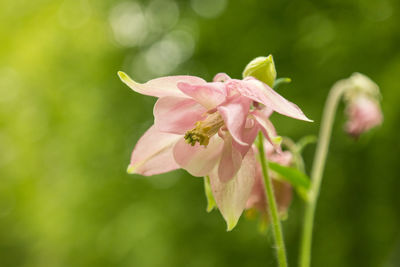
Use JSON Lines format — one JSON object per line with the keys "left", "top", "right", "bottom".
{"left": 231, "top": 117, "right": 260, "bottom": 158}
{"left": 246, "top": 162, "right": 292, "bottom": 216}
{"left": 213, "top": 73, "right": 231, "bottom": 82}
{"left": 118, "top": 71, "right": 206, "bottom": 98}
{"left": 218, "top": 133, "right": 243, "bottom": 182}
{"left": 217, "top": 96, "right": 252, "bottom": 145}
{"left": 237, "top": 79, "right": 312, "bottom": 122}
{"left": 127, "top": 125, "right": 181, "bottom": 176}
{"left": 177, "top": 82, "right": 227, "bottom": 109}
{"left": 210, "top": 148, "right": 256, "bottom": 231}
{"left": 173, "top": 136, "right": 223, "bottom": 177}
{"left": 154, "top": 97, "right": 207, "bottom": 134}
{"left": 252, "top": 109, "right": 282, "bottom": 150}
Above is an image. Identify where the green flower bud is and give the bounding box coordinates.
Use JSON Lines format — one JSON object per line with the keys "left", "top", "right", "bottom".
{"left": 242, "top": 55, "right": 277, "bottom": 87}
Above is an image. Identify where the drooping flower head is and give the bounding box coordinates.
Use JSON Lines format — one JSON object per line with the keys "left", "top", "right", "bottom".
{"left": 345, "top": 96, "right": 383, "bottom": 137}
{"left": 335, "top": 73, "right": 383, "bottom": 137}
{"left": 118, "top": 57, "right": 311, "bottom": 229}
{"left": 119, "top": 71, "right": 310, "bottom": 178}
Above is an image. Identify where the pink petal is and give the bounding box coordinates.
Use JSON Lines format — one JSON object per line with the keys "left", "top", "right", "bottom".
{"left": 246, "top": 163, "right": 292, "bottom": 215}
{"left": 173, "top": 136, "right": 223, "bottom": 177}
{"left": 177, "top": 82, "right": 227, "bottom": 109}
{"left": 236, "top": 79, "right": 312, "bottom": 122}
{"left": 118, "top": 71, "right": 206, "bottom": 98}
{"left": 246, "top": 161, "right": 266, "bottom": 211}
{"left": 345, "top": 96, "right": 383, "bottom": 137}
{"left": 218, "top": 133, "right": 243, "bottom": 182}
{"left": 252, "top": 109, "right": 282, "bottom": 150}
{"left": 213, "top": 73, "right": 231, "bottom": 82}
{"left": 217, "top": 96, "right": 252, "bottom": 145}
{"left": 154, "top": 97, "right": 207, "bottom": 134}
{"left": 127, "top": 125, "right": 181, "bottom": 176}
{"left": 231, "top": 117, "right": 260, "bottom": 158}
{"left": 210, "top": 147, "right": 256, "bottom": 231}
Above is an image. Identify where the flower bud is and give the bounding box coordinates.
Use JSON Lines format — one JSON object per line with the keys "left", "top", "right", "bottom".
{"left": 342, "top": 72, "right": 381, "bottom": 101}
{"left": 242, "top": 55, "right": 276, "bottom": 87}
{"left": 337, "top": 73, "right": 383, "bottom": 137}
{"left": 345, "top": 96, "right": 383, "bottom": 137}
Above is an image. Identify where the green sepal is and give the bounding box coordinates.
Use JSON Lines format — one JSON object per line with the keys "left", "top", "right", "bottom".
{"left": 203, "top": 176, "right": 216, "bottom": 212}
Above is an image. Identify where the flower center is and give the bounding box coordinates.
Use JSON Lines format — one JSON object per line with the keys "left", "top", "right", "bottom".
{"left": 184, "top": 112, "right": 225, "bottom": 147}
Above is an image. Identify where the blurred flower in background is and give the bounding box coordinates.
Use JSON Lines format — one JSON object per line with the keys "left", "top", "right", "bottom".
{"left": 336, "top": 73, "right": 383, "bottom": 137}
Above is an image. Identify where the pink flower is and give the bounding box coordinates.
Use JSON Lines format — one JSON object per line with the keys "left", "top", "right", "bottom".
{"left": 246, "top": 140, "right": 293, "bottom": 220}
{"left": 118, "top": 71, "right": 311, "bottom": 229}
{"left": 345, "top": 96, "right": 383, "bottom": 137}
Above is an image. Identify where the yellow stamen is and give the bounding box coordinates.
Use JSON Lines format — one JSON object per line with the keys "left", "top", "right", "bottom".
{"left": 184, "top": 113, "right": 224, "bottom": 147}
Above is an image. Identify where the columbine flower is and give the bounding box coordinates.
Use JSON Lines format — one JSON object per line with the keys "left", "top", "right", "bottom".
{"left": 337, "top": 73, "right": 383, "bottom": 137}
{"left": 118, "top": 70, "right": 310, "bottom": 229}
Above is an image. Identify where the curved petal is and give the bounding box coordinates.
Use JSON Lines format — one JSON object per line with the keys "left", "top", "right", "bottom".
{"left": 252, "top": 109, "right": 282, "bottom": 151}
{"left": 236, "top": 79, "right": 312, "bottom": 122}
{"left": 217, "top": 96, "right": 252, "bottom": 145}
{"left": 231, "top": 117, "right": 260, "bottom": 158}
{"left": 154, "top": 97, "right": 207, "bottom": 134}
{"left": 218, "top": 133, "right": 243, "bottom": 182}
{"left": 127, "top": 125, "right": 181, "bottom": 176}
{"left": 118, "top": 71, "right": 206, "bottom": 98}
{"left": 173, "top": 136, "right": 223, "bottom": 177}
{"left": 177, "top": 82, "right": 227, "bottom": 109}
{"left": 210, "top": 148, "right": 256, "bottom": 231}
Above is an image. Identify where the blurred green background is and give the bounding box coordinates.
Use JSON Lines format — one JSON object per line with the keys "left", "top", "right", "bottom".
{"left": 1, "top": 0, "right": 399, "bottom": 266}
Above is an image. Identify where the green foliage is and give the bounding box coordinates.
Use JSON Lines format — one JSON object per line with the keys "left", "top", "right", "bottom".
{"left": 268, "top": 162, "right": 311, "bottom": 201}
{"left": 268, "top": 162, "right": 311, "bottom": 191}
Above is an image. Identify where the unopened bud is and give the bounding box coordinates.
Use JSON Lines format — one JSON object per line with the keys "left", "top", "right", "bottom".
{"left": 336, "top": 73, "right": 383, "bottom": 137}
{"left": 345, "top": 96, "right": 383, "bottom": 137}
{"left": 242, "top": 55, "right": 276, "bottom": 87}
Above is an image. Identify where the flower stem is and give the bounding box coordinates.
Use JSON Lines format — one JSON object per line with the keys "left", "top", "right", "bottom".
{"left": 299, "top": 84, "right": 347, "bottom": 267}
{"left": 258, "top": 132, "right": 288, "bottom": 267}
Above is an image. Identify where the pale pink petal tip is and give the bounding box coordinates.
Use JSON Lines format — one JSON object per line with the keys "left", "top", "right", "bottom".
{"left": 118, "top": 71, "right": 207, "bottom": 98}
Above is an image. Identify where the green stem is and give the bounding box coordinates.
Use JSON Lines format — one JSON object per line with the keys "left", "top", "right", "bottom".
{"left": 299, "top": 85, "right": 347, "bottom": 267}
{"left": 258, "top": 132, "right": 288, "bottom": 267}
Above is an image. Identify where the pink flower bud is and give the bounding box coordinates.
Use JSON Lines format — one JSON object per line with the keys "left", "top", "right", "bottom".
{"left": 345, "top": 96, "right": 383, "bottom": 137}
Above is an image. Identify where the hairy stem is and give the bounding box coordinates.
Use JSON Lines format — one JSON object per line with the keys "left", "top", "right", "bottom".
{"left": 299, "top": 85, "right": 347, "bottom": 267}
{"left": 258, "top": 132, "right": 288, "bottom": 267}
